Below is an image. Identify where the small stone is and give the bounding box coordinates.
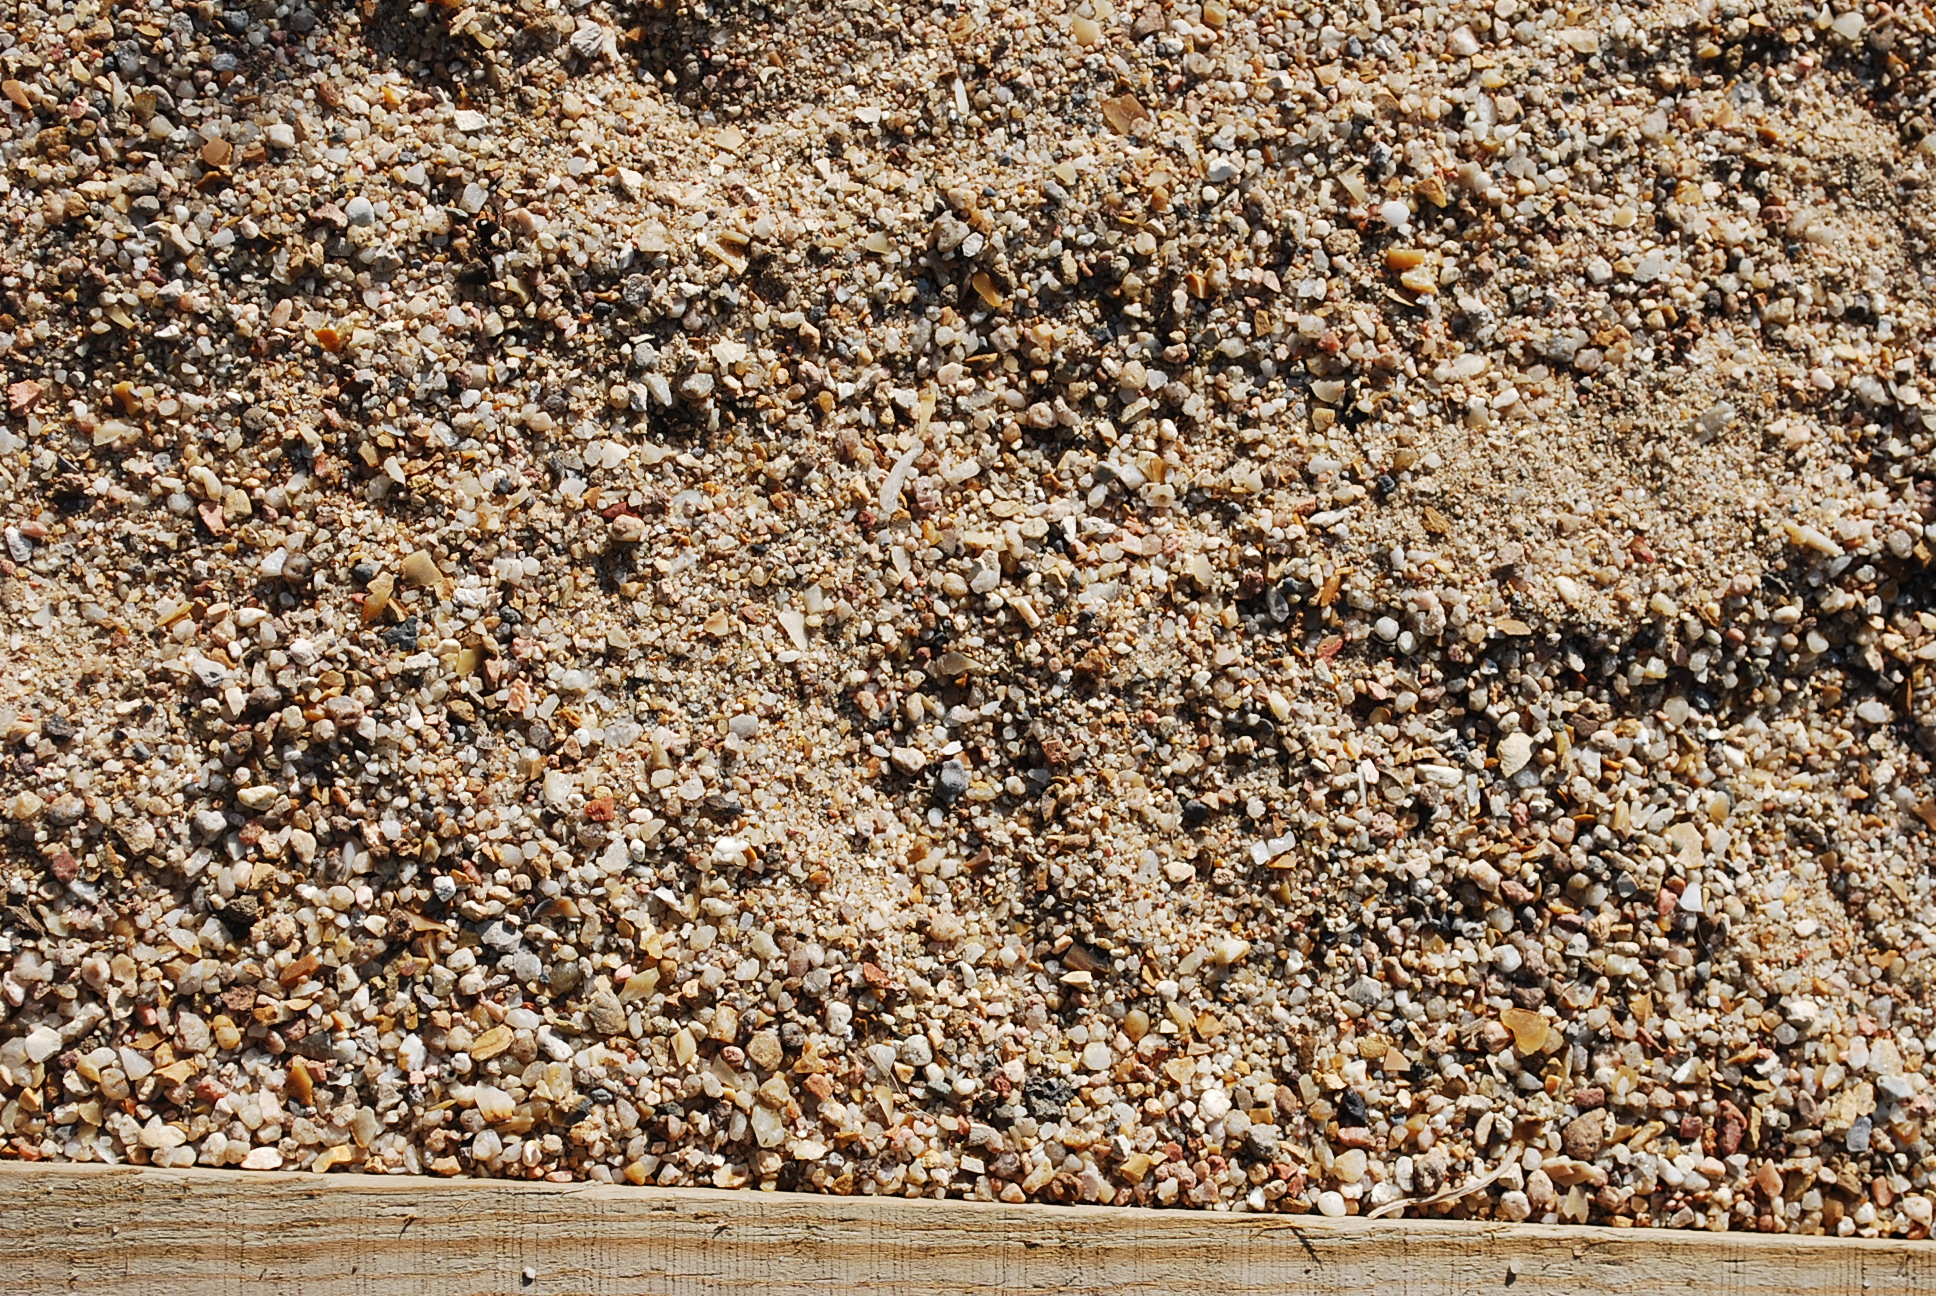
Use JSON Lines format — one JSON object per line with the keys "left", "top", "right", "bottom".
{"left": 24, "top": 1026, "right": 61, "bottom": 1063}
{"left": 1496, "top": 732, "right": 1535, "bottom": 777}
{"left": 750, "top": 1105, "right": 785, "bottom": 1147}
{"left": 1561, "top": 1108, "right": 1608, "bottom": 1160}
{"left": 236, "top": 785, "right": 278, "bottom": 812}
{"left": 139, "top": 1118, "right": 185, "bottom": 1149}
{"left": 471, "top": 1026, "right": 513, "bottom": 1061}
{"left": 1100, "top": 93, "right": 1148, "bottom": 133}
{"left": 1525, "top": 1168, "right": 1558, "bottom": 1215}
{"left": 1345, "top": 975, "right": 1386, "bottom": 1008}
{"left": 588, "top": 986, "right": 627, "bottom": 1036}
{"left": 1500, "top": 1007, "right": 1551, "bottom": 1055}
{"left": 119, "top": 1047, "right": 155, "bottom": 1082}
{"left": 400, "top": 550, "right": 442, "bottom": 588}
{"left": 473, "top": 1087, "right": 515, "bottom": 1122}
{"left": 747, "top": 1031, "right": 784, "bottom": 1071}
{"left": 1715, "top": 1101, "right": 1749, "bottom": 1157}
{"left": 933, "top": 760, "right": 969, "bottom": 806}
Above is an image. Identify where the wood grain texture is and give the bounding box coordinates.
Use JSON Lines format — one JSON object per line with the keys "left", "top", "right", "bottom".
{"left": 5, "top": 1162, "right": 1934, "bottom": 1296}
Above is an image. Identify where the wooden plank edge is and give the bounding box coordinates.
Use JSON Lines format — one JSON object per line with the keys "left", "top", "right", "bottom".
{"left": 4, "top": 1160, "right": 1935, "bottom": 1296}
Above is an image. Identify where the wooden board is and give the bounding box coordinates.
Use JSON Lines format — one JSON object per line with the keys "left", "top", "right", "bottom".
{"left": 5, "top": 1162, "right": 1934, "bottom": 1296}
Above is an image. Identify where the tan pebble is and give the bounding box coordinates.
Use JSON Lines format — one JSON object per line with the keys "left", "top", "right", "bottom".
{"left": 310, "top": 1145, "right": 352, "bottom": 1173}
{"left": 1500, "top": 1007, "right": 1551, "bottom": 1055}
{"left": 588, "top": 986, "right": 627, "bottom": 1036}
{"left": 471, "top": 1025, "right": 513, "bottom": 1060}
{"left": 399, "top": 550, "right": 441, "bottom": 588}
{"left": 1399, "top": 265, "right": 1438, "bottom": 295}
{"left": 1100, "top": 94, "right": 1148, "bottom": 134}
{"left": 360, "top": 571, "right": 394, "bottom": 625}
{"left": 747, "top": 1030, "right": 784, "bottom": 1071}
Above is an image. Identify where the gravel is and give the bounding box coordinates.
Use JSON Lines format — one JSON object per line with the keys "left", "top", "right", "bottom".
{"left": 2, "top": 0, "right": 1936, "bottom": 1240}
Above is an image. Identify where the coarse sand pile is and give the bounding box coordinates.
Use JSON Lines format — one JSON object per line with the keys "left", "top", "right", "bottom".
{"left": 6, "top": 0, "right": 1936, "bottom": 1237}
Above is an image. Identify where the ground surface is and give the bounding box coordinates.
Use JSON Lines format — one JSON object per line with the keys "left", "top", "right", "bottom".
{"left": 4, "top": 0, "right": 1936, "bottom": 1239}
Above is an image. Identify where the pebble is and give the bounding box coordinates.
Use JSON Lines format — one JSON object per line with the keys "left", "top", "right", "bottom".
{"left": 1496, "top": 733, "right": 1536, "bottom": 779}
{"left": 933, "top": 761, "right": 970, "bottom": 807}
{"left": 1562, "top": 1110, "right": 1609, "bottom": 1162}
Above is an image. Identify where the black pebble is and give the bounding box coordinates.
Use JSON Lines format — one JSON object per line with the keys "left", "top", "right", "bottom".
{"left": 382, "top": 616, "right": 420, "bottom": 651}
{"left": 933, "top": 759, "right": 970, "bottom": 807}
